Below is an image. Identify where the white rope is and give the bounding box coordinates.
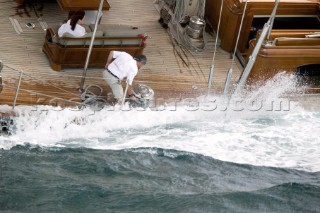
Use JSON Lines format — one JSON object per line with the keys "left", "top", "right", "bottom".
{"left": 80, "top": 84, "right": 103, "bottom": 101}
{"left": 171, "top": 0, "right": 207, "bottom": 51}
{"left": 173, "top": 0, "right": 206, "bottom": 24}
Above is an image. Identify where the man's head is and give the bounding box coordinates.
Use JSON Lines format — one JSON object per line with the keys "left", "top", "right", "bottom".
{"left": 134, "top": 55, "right": 147, "bottom": 68}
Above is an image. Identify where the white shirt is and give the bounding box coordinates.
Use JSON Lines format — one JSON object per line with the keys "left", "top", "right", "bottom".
{"left": 58, "top": 20, "right": 86, "bottom": 37}
{"left": 107, "top": 51, "right": 138, "bottom": 85}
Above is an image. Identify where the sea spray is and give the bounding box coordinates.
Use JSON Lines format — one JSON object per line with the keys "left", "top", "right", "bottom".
{"left": 1, "top": 73, "right": 319, "bottom": 172}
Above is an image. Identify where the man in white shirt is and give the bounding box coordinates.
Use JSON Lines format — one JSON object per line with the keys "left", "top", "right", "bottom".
{"left": 103, "top": 51, "right": 147, "bottom": 104}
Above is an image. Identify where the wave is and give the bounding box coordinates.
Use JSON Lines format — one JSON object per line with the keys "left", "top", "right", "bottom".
{"left": 219, "top": 182, "right": 320, "bottom": 213}
{"left": 0, "top": 73, "right": 320, "bottom": 172}
{"left": 1, "top": 147, "right": 319, "bottom": 212}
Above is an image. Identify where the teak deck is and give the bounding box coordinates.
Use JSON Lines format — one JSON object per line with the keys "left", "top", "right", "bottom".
{"left": 0, "top": 0, "right": 242, "bottom": 107}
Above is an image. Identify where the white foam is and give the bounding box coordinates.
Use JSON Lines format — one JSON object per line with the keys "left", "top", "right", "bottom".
{"left": 1, "top": 73, "right": 320, "bottom": 172}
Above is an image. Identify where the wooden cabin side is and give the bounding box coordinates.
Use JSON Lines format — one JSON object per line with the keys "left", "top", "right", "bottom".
{"left": 43, "top": 25, "right": 146, "bottom": 71}
{"left": 247, "top": 45, "right": 320, "bottom": 84}
{"left": 205, "top": 0, "right": 320, "bottom": 92}
{"left": 245, "top": 29, "right": 320, "bottom": 84}
{"left": 205, "top": 0, "right": 319, "bottom": 55}
{"left": 205, "top": 0, "right": 242, "bottom": 53}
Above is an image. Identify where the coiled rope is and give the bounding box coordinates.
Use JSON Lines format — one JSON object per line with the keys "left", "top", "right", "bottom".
{"left": 169, "top": 0, "right": 207, "bottom": 51}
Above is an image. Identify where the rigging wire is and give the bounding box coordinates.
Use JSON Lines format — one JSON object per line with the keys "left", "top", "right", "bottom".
{"left": 223, "top": 0, "right": 248, "bottom": 95}
{"left": 207, "top": 0, "right": 224, "bottom": 96}
{"left": 1, "top": 61, "right": 208, "bottom": 109}
{"left": 2, "top": 63, "right": 113, "bottom": 107}
{"left": 4, "top": 84, "right": 83, "bottom": 105}
{"left": 4, "top": 82, "right": 112, "bottom": 109}
{"left": 236, "top": 0, "right": 280, "bottom": 90}
{"left": 3, "top": 64, "right": 81, "bottom": 97}
{"left": 2, "top": 62, "right": 206, "bottom": 88}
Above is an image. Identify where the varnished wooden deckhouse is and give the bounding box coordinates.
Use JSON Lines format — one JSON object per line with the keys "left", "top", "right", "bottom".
{"left": 205, "top": 0, "right": 320, "bottom": 89}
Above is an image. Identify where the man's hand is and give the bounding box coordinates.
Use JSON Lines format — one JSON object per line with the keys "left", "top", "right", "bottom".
{"left": 128, "top": 93, "right": 136, "bottom": 101}
{"left": 105, "top": 63, "right": 110, "bottom": 68}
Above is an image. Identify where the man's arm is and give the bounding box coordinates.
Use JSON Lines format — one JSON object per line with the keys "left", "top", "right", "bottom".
{"left": 127, "top": 85, "right": 136, "bottom": 100}
{"left": 105, "top": 51, "right": 114, "bottom": 68}
{"left": 127, "top": 85, "right": 133, "bottom": 96}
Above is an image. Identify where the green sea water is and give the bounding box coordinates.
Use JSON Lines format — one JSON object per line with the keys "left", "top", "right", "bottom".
{"left": 1, "top": 146, "right": 319, "bottom": 213}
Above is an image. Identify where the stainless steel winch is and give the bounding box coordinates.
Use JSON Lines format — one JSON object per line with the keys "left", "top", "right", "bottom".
{"left": 130, "top": 84, "right": 155, "bottom": 108}
{"left": 186, "top": 16, "right": 206, "bottom": 39}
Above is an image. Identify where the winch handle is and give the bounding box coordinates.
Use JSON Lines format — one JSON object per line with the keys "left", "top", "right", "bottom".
{"left": 121, "top": 80, "right": 129, "bottom": 106}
